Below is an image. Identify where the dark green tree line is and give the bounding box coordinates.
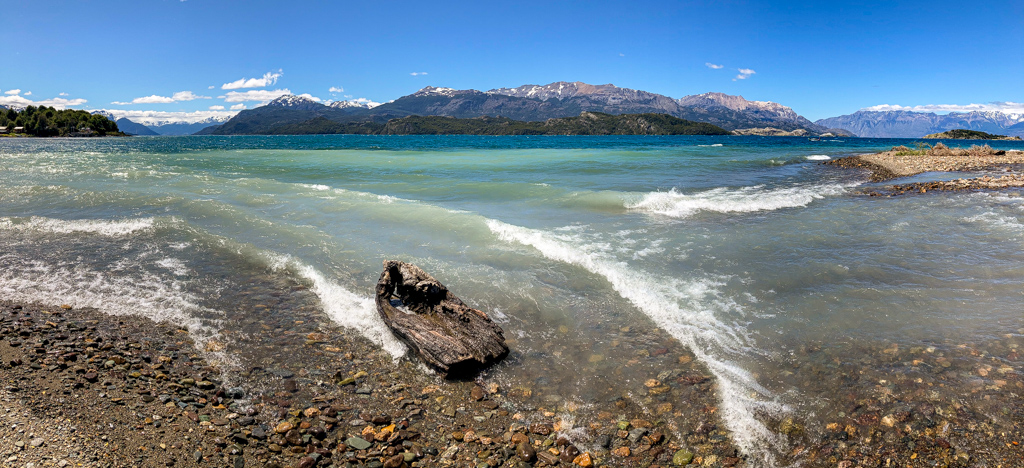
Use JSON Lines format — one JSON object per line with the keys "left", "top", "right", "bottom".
{"left": 0, "top": 106, "right": 121, "bottom": 137}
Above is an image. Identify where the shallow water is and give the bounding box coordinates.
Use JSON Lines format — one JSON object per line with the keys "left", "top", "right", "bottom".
{"left": 2, "top": 135, "right": 1022, "bottom": 465}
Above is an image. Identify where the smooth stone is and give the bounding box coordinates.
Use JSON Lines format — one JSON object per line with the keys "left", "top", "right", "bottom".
{"left": 516, "top": 442, "right": 536, "bottom": 462}
{"left": 346, "top": 436, "right": 372, "bottom": 450}
{"left": 673, "top": 448, "right": 694, "bottom": 465}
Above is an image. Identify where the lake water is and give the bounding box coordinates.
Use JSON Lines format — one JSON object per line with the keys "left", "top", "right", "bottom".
{"left": 2, "top": 135, "right": 1022, "bottom": 465}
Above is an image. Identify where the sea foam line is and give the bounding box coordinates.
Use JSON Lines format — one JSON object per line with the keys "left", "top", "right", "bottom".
{"left": 0, "top": 257, "right": 222, "bottom": 346}
{"left": 262, "top": 254, "right": 407, "bottom": 359}
{"left": 486, "top": 219, "right": 787, "bottom": 465}
{"left": 625, "top": 183, "right": 853, "bottom": 219}
{"left": 0, "top": 216, "right": 157, "bottom": 237}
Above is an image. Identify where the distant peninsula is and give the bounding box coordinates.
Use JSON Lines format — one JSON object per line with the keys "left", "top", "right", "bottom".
{"left": 202, "top": 112, "right": 731, "bottom": 136}
{"left": 0, "top": 106, "right": 123, "bottom": 137}
{"left": 922, "top": 129, "right": 1021, "bottom": 140}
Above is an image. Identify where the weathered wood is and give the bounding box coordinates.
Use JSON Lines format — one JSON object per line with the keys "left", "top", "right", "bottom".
{"left": 375, "top": 260, "right": 509, "bottom": 377}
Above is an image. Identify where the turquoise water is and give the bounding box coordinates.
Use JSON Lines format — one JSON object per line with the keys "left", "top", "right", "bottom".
{"left": 2, "top": 135, "right": 1023, "bottom": 465}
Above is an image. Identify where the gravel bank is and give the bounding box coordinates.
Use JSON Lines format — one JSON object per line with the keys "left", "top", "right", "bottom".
{"left": 0, "top": 300, "right": 742, "bottom": 468}
{"left": 825, "top": 150, "right": 1024, "bottom": 182}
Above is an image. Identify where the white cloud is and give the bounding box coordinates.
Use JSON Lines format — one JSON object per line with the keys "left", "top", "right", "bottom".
{"left": 59, "top": 92, "right": 69, "bottom": 96}
{"left": 221, "top": 70, "right": 282, "bottom": 90}
{"left": 95, "top": 109, "right": 238, "bottom": 126}
{"left": 295, "top": 93, "right": 322, "bottom": 102}
{"left": 208, "top": 85, "right": 215, "bottom": 89}
{"left": 129, "top": 95, "right": 176, "bottom": 104}
{"left": 329, "top": 86, "right": 344, "bottom": 93}
{"left": 619, "top": 53, "right": 625, "bottom": 57}
{"left": 23, "top": 91, "right": 31, "bottom": 96}
{"left": 222, "top": 88, "right": 292, "bottom": 103}
{"left": 230, "top": 104, "right": 247, "bottom": 110}
{"left": 209, "top": 105, "right": 225, "bottom": 110}
{"left": 410, "top": 72, "right": 428, "bottom": 76}
{"left": 0, "top": 95, "right": 88, "bottom": 109}
{"left": 111, "top": 90, "right": 210, "bottom": 105}
{"left": 733, "top": 68, "right": 756, "bottom": 81}
{"left": 4, "top": 89, "right": 21, "bottom": 95}
{"left": 705, "top": 62, "right": 724, "bottom": 69}
{"left": 171, "top": 91, "right": 210, "bottom": 101}
{"left": 861, "top": 101, "right": 1024, "bottom": 115}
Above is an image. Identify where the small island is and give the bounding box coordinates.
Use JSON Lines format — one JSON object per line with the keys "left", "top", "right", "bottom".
{"left": 922, "top": 129, "right": 1021, "bottom": 140}
{"left": 825, "top": 143, "right": 1024, "bottom": 194}
{"left": 0, "top": 106, "right": 123, "bottom": 137}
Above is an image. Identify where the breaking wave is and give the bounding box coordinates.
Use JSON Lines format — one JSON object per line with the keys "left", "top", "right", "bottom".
{"left": 626, "top": 183, "right": 853, "bottom": 219}
{"left": 486, "top": 219, "right": 788, "bottom": 465}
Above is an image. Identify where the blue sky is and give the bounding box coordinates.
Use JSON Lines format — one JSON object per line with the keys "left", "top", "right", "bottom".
{"left": 1, "top": 0, "right": 1021, "bottom": 123}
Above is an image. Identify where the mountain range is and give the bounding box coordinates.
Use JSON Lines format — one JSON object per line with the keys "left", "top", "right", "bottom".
{"left": 199, "top": 82, "right": 853, "bottom": 136}
{"left": 91, "top": 112, "right": 229, "bottom": 136}
{"left": 72, "top": 81, "right": 1024, "bottom": 138}
{"left": 814, "top": 110, "right": 1024, "bottom": 138}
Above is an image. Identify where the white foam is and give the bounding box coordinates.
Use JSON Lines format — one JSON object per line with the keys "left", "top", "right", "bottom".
{"left": 156, "top": 257, "right": 190, "bottom": 276}
{"left": 963, "top": 212, "right": 1024, "bottom": 231}
{"left": 626, "top": 184, "right": 852, "bottom": 219}
{"left": 487, "top": 219, "right": 787, "bottom": 465}
{"left": 263, "top": 254, "right": 407, "bottom": 359}
{"left": 0, "top": 216, "right": 156, "bottom": 237}
{"left": 698, "top": 143, "right": 724, "bottom": 147}
{"left": 805, "top": 155, "right": 831, "bottom": 160}
{"left": 0, "top": 258, "right": 221, "bottom": 345}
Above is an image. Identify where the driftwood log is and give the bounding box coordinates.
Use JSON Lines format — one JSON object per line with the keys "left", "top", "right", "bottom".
{"left": 375, "top": 260, "right": 509, "bottom": 377}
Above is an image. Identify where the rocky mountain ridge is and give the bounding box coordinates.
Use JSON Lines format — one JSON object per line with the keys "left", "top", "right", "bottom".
{"left": 203, "top": 81, "right": 838, "bottom": 135}
{"left": 816, "top": 110, "right": 1024, "bottom": 138}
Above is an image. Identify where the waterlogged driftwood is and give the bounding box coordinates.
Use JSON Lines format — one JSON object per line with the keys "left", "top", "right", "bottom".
{"left": 375, "top": 260, "right": 509, "bottom": 377}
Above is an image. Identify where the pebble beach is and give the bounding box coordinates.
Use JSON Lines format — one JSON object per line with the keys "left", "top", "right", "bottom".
{"left": 4, "top": 136, "right": 1024, "bottom": 467}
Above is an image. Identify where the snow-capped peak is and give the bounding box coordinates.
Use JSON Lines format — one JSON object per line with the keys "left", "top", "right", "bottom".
{"left": 679, "top": 92, "right": 798, "bottom": 119}
{"left": 487, "top": 82, "right": 628, "bottom": 101}
{"left": 328, "top": 98, "right": 382, "bottom": 109}
{"left": 411, "top": 86, "right": 477, "bottom": 98}
{"left": 268, "top": 94, "right": 323, "bottom": 109}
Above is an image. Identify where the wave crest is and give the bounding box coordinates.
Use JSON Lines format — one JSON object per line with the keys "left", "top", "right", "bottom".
{"left": 626, "top": 184, "right": 852, "bottom": 219}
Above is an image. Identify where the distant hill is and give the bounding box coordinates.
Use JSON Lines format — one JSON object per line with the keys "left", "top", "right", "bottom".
{"left": 815, "top": 110, "right": 1024, "bottom": 138}
{"left": 93, "top": 111, "right": 227, "bottom": 135}
{"left": 202, "top": 82, "right": 835, "bottom": 135}
{"left": 208, "top": 112, "right": 731, "bottom": 136}
{"left": 115, "top": 118, "right": 159, "bottom": 136}
{"left": 197, "top": 96, "right": 366, "bottom": 135}
{"left": 156, "top": 121, "right": 223, "bottom": 136}
{"left": 923, "top": 129, "right": 1021, "bottom": 140}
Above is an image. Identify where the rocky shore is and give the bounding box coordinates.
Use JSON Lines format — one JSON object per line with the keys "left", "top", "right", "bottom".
{"left": 824, "top": 146, "right": 1024, "bottom": 183}
{"left": 0, "top": 300, "right": 743, "bottom": 468}
{"left": 1, "top": 292, "right": 1021, "bottom": 468}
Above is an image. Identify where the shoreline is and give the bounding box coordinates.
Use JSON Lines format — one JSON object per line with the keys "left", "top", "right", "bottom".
{"left": 824, "top": 148, "right": 1024, "bottom": 185}
{"left": 0, "top": 299, "right": 741, "bottom": 468}
{"left": 2, "top": 297, "right": 1020, "bottom": 467}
